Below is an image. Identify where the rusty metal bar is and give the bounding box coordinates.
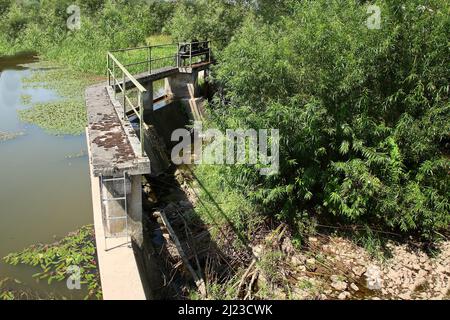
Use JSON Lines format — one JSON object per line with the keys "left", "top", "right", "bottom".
{"left": 139, "top": 93, "right": 144, "bottom": 157}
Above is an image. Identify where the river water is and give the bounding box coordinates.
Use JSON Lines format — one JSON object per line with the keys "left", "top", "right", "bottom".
{"left": 0, "top": 53, "right": 171, "bottom": 298}
{"left": 0, "top": 54, "right": 92, "bottom": 298}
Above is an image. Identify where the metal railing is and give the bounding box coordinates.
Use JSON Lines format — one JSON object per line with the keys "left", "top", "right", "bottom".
{"left": 107, "top": 52, "right": 147, "bottom": 157}
{"left": 110, "top": 43, "right": 178, "bottom": 75}
{"left": 106, "top": 41, "right": 212, "bottom": 158}
{"left": 177, "top": 40, "right": 212, "bottom": 68}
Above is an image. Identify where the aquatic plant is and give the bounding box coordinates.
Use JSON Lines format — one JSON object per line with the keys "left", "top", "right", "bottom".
{"left": 20, "top": 93, "right": 32, "bottom": 105}
{"left": 0, "top": 278, "right": 52, "bottom": 300}
{"left": 18, "top": 101, "right": 87, "bottom": 135}
{"left": 22, "top": 63, "right": 99, "bottom": 100}
{"left": 3, "top": 225, "right": 102, "bottom": 300}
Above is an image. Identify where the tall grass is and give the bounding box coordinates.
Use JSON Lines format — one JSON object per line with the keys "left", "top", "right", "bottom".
{"left": 0, "top": 0, "right": 175, "bottom": 74}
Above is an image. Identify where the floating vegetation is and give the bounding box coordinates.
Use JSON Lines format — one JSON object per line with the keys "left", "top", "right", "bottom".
{"left": 20, "top": 94, "right": 32, "bottom": 105}
{"left": 3, "top": 225, "right": 102, "bottom": 300}
{"left": 18, "top": 61, "right": 102, "bottom": 135}
{"left": 0, "top": 130, "right": 25, "bottom": 142}
{"left": 0, "top": 278, "right": 56, "bottom": 300}
{"left": 18, "top": 101, "right": 87, "bottom": 135}
{"left": 22, "top": 62, "right": 100, "bottom": 100}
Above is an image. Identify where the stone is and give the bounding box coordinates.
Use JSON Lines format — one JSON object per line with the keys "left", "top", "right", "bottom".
{"left": 350, "top": 283, "right": 359, "bottom": 291}
{"left": 418, "top": 269, "right": 427, "bottom": 277}
{"left": 252, "top": 245, "right": 263, "bottom": 258}
{"left": 306, "top": 258, "right": 316, "bottom": 271}
{"left": 291, "top": 256, "right": 302, "bottom": 266}
{"left": 281, "top": 238, "right": 295, "bottom": 254}
{"left": 331, "top": 275, "right": 348, "bottom": 291}
{"left": 353, "top": 266, "right": 365, "bottom": 277}
{"left": 338, "top": 291, "right": 350, "bottom": 300}
{"left": 412, "top": 263, "right": 421, "bottom": 271}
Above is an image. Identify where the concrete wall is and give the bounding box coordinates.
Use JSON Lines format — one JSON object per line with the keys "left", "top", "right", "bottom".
{"left": 101, "top": 174, "right": 143, "bottom": 249}
{"left": 164, "top": 70, "right": 206, "bottom": 121}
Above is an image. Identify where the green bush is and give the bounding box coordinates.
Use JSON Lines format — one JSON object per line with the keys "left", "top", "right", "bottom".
{"left": 0, "top": 0, "right": 175, "bottom": 73}
{"left": 207, "top": 0, "right": 450, "bottom": 239}
{"left": 167, "top": 0, "right": 248, "bottom": 47}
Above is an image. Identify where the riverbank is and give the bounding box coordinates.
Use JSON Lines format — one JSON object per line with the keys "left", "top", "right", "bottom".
{"left": 140, "top": 165, "right": 450, "bottom": 300}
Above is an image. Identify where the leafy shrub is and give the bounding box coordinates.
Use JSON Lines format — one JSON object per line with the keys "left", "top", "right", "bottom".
{"left": 208, "top": 0, "right": 450, "bottom": 239}
{"left": 0, "top": 0, "right": 175, "bottom": 73}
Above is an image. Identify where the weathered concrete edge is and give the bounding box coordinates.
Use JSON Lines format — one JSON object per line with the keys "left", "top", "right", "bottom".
{"left": 105, "top": 85, "right": 151, "bottom": 175}
{"left": 86, "top": 128, "right": 147, "bottom": 300}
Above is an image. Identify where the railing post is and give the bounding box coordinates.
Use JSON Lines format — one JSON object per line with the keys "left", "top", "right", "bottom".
{"left": 107, "top": 54, "right": 110, "bottom": 86}
{"left": 123, "top": 72, "right": 126, "bottom": 119}
{"left": 149, "top": 47, "right": 152, "bottom": 74}
{"left": 189, "top": 42, "right": 192, "bottom": 68}
{"left": 208, "top": 41, "right": 211, "bottom": 63}
{"left": 177, "top": 43, "right": 180, "bottom": 68}
{"left": 139, "top": 93, "right": 144, "bottom": 157}
{"left": 147, "top": 46, "right": 151, "bottom": 74}
{"left": 112, "top": 62, "right": 116, "bottom": 99}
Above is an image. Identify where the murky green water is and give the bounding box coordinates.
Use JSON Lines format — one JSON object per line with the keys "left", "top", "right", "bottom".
{"left": 0, "top": 55, "right": 92, "bottom": 298}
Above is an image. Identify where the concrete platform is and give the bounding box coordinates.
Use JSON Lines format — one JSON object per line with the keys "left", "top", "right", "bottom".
{"left": 87, "top": 128, "right": 147, "bottom": 300}
{"left": 85, "top": 84, "right": 151, "bottom": 177}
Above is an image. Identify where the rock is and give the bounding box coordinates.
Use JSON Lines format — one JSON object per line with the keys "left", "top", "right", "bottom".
{"left": 338, "top": 291, "right": 350, "bottom": 300}
{"left": 252, "top": 245, "right": 263, "bottom": 258}
{"left": 418, "top": 269, "right": 427, "bottom": 277}
{"left": 412, "top": 263, "right": 421, "bottom": 271}
{"left": 399, "top": 293, "right": 410, "bottom": 300}
{"left": 281, "top": 237, "right": 295, "bottom": 254}
{"left": 353, "top": 266, "right": 365, "bottom": 277}
{"left": 291, "top": 256, "right": 302, "bottom": 266}
{"left": 298, "top": 265, "right": 307, "bottom": 272}
{"left": 350, "top": 283, "right": 359, "bottom": 291}
{"left": 306, "top": 258, "right": 316, "bottom": 271}
{"left": 143, "top": 185, "right": 151, "bottom": 194}
{"left": 331, "top": 275, "right": 348, "bottom": 291}
{"left": 308, "top": 236, "right": 318, "bottom": 243}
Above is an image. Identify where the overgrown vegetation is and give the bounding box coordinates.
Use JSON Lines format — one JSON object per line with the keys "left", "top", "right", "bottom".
{"left": 0, "top": 0, "right": 175, "bottom": 74}
{"left": 173, "top": 0, "right": 450, "bottom": 241}
{"left": 1, "top": 0, "right": 449, "bottom": 299}
{"left": 3, "top": 225, "right": 101, "bottom": 300}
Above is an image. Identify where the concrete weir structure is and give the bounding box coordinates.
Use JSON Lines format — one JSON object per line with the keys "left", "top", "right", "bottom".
{"left": 85, "top": 42, "right": 212, "bottom": 300}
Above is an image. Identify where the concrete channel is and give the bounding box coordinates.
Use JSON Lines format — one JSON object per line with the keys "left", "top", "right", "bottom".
{"left": 85, "top": 55, "right": 210, "bottom": 299}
